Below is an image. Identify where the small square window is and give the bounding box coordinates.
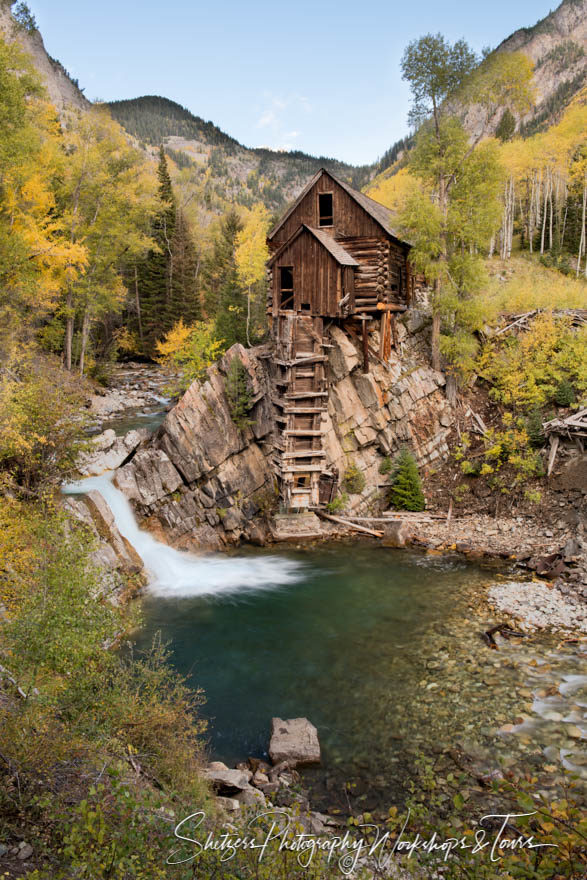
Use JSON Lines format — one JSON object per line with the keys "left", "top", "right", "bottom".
{"left": 318, "top": 192, "right": 333, "bottom": 227}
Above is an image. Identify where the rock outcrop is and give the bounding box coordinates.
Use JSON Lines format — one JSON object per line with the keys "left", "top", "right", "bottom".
{"left": 111, "top": 314, "right": 455, "bottom": 547}
{"left": 0, "top": 4, "right": 89, "bottom": 115}
{"left": 113, "top": 345, "right": 276, "bottom": 550}
{"left": 78, "top": 428, "right": 148, "bottom": 476}
{"left": 268, "top": 717, "right": 321, "bottom": 767}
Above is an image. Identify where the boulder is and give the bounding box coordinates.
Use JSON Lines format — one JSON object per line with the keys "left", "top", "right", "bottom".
{"left": 78, "top": 428, "right": 147, "bottom": 476}
{"left": 234, "top": 786, "right": 267, "bottom": 808}
{"left": 268, "top": 717, "right": 320, "bottom": 767}
{"left": 203, "top": 761, "right": 252, "bottom": 793}
{"left": 382, "top": 521, "right": 414, "bottom": 548}
{"left": 215, "top": 796, "right": 241, "bottom": 812}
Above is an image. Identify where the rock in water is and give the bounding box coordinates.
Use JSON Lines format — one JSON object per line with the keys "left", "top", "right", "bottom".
{"left": 269, "top": 717, "right": 321, "bottom": 766}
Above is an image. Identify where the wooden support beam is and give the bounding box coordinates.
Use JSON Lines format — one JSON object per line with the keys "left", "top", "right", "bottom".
{"left": 284, "top": 429, "right": 324, "bottom": 436}
{"left": 376, "top": 303, "right": 408, "bottom": 312}
{"left": 361, "top": 319, "right": 369, "bottom": 374}
{"left": 547, "top": 434, "right": 560, "bottom": 477}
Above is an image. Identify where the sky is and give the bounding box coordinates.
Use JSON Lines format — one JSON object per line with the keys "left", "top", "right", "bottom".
{"left": 29, "top": 0, "right": 557, "bottom": 165}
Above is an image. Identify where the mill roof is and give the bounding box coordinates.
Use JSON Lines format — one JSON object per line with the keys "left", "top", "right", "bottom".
{"left": 267, "top": 224, "right": 359, "bottom": 267}
{"left": 267, "top": 167, "right": 408, "bottom": 245}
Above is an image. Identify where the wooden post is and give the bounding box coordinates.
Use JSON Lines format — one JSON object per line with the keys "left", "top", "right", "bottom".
{"left": 547, "top": 434, "right": 560, "bottom": 477}
{"left": 362, "top": 319, "right": 369, "bottom": 373}
{"left": 390, "top": 313, "right": 399, "bottom": 350}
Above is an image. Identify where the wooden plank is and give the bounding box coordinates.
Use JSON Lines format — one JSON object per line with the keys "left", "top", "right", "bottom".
{"left": 284, "top": 429, "right": 324, "bottom": 436}
{"left": 318, "top": 512, "right": 383, "bottom": 538}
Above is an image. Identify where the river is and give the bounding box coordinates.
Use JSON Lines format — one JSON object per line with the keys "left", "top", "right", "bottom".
{"left": 64, "top": 474, "right": 586, "bottom": 813}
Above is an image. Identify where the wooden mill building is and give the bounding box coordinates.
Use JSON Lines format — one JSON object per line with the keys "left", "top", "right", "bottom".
{"left": 266, "top": 168, "right": 414, "bottom": 511}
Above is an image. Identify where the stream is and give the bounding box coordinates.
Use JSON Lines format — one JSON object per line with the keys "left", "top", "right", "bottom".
{"left": 64, "top": 474, "right": 586, "bottom": 813}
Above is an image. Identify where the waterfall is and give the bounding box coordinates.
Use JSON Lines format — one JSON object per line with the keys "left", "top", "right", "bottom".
{"left": 63, "top": 474, "right": 305, "bottom": 599}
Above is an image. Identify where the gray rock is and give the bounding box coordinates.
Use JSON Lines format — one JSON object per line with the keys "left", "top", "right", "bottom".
{"left": 382, "top": 521, "right": 414, "bottom": 548}
{"left": 215, "top": 796, "right": 241, "bottom": 812}
{"left": 203, "top": 761, "right": 252, "bottom": 792}
{"left": 17, "top": 843, "right": 33, "bottom": 860}
{"left": 235, "top": 786, "right": 267, "bottom": 808}
{"left": 269, "top": 717, "right": 321, "bottom": 767}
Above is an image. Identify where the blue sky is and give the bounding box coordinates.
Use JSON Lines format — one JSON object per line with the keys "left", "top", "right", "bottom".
{"left": 30, "top": 0, "right": 556, "bottom": 165}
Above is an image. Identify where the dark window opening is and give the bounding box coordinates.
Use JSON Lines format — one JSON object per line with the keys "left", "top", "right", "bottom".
{"left": 294, "top": 474, "right": 310, "bottom": 488}
{"left": 300, "top": 301, "right": 311, "bottom": 312}
{"left": 279, "top": 266, "right": 294, "bottom": 309}
{"left": 318, "top": 192, "right": 333, "bottom": 227}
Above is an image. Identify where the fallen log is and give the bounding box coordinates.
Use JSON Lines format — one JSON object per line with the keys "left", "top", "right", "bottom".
{"left": 317, "top": 512, "right": 383, "bottom": 538}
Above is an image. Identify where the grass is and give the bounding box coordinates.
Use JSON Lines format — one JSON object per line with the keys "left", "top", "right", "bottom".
{"left": 480, "top": 254, "right": 587, "bottom": 319}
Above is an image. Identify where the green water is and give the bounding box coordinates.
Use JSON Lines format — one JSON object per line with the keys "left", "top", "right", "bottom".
{"left": 135, "top": 543, "right": 523, "bottom": 806}
{"left": 134, "top": 542, "right": 586, "bottom": 812}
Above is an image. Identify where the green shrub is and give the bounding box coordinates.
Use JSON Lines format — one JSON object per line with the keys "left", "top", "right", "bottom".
{"left": 389, "top": 448, "right": 426, "bottom": 511}
{"left": 554, "top": 377, "right": 576, "bottom": 407}
{"left": 342, "top": 462, "right": 366, "bottom": 494}
{"left": 326, "top": 491, "right": 348, "bottom": 513}
{"left": 379, "top": 455, "right": 393, "bottom": 474}
{"left": 526, "top": 408, "right": 546, "bottom": 447}
{"left": 225, "top": 356, "right": 254, "bottom": 431}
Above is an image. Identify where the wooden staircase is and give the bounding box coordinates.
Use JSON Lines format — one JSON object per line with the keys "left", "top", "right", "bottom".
{"left": 272, "top": 312, "right": 334, "bottom": 510}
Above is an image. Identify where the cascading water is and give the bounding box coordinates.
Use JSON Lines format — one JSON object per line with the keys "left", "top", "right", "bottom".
{"left": 63, "top": 473, "right": 305, "bottom": 598}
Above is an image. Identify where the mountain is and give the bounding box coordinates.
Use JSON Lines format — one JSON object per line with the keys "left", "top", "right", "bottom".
{"left": 0, "top": 0, "right": 88, "bottom": 113}
{"left": 1, "top": 0, "right": 584, "bottom": 216}
{"left": 463, "top": 0, "right": 586, "bottom": 140}
{"left": 497, "top": 0, "right": 586, "bottom": 134}
{"left": 106, "top": 95, "right": 375, "bottom": 215}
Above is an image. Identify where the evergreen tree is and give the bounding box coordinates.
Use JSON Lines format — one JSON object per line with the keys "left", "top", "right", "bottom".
{"left": 389, "top": 448, "right": 426, "bottom": 511}
{"left": 135, "top": 147, "right": 177, "bottom": 352}
{"left": 168, "top": 208, "right": 202, "bottom": 326}
{"left": 202, "top": 211, "right": 248, "bottom": 347}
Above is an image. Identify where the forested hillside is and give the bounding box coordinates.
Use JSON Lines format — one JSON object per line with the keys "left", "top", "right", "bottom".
{"left": 107, "top": 95, "right": 374, "bottom": 215}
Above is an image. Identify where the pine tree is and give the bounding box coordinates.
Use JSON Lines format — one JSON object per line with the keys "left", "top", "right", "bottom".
{"left": 202, "top": 211, "right": 248, "bottom": 347}
{"left": 389, "top": 448, "right": 426, "bottom": 511}
{"left": 135, "top": 148, "right": 176, "bottom": 351}
{"left": 168, "top": 208, "right": 202, "bottom": 326}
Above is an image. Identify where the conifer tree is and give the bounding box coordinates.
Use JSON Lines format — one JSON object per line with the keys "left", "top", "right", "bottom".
{"left": 168, "top": 208, "right": 202, "bottom": 326}
{"left": 389, "top": 448, "right": 426, "bottom": 511}
{"left": 135, "top": 147, "right": 177, "bottom": 351}
{"left": 202, "top": 211, "right": 248, "bottom": 347}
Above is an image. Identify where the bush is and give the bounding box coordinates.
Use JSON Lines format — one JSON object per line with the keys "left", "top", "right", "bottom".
{"left": 379, "top": 456, "right": 393, "bottom": 474}
{"left": 0, "top": 354, "right": 90, "bottom": 493}
{"left": 225, "top": 356, "right": 255, "bottom": 431}
{"left": 342, "top": 462, "right": 366, "bottom": 494}
{"left": 389, "top": 448, "right": 426, "bottom": 511}
{"left": 526, "top": 408, "right": 546, "bottom": 447}
{"left": 554, "top": 377, "right": 576, "bottom": 407}
{"left": 326, "top": 492, "right": 348, "bottom": 513}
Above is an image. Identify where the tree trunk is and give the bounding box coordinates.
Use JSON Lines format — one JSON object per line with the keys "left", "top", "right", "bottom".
{"left": 64, "top": 287, "right": 74, "bottom": 371}
{"left": 578, "top": 179, "right": 587, "bottom": 278}
{"left": 246, "top": 283, "right": 252, "bottom": 348}
{"left": 134, "top": 264, "right": 143, "bottom": 343}
{"left": 431, "top": 305, "right": 441, "bottom": 372}
{"left": 79, "top": 309, "right": 91, "bottom": 376}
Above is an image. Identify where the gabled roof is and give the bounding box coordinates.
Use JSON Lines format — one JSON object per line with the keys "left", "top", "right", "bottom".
{"left": 267, "top": 167, "right": 408, "bottom": 245}
{"left": 267, "top": 224, "right": 359, "bottom": 267}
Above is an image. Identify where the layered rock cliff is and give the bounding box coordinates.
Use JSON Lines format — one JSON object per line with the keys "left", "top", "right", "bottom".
{"left": 0, "top": 2, "right": 88, "bottom": 115}
{"left": 112, "top": 314, "right": 454, "bottom": 548}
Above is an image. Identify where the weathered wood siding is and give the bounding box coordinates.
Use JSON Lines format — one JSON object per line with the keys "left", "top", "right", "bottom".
{"left": 272, "top": 230, "right": 347, "bottom": 318}
{"left": 269, "top": 173, "right": 384, "bottom": 249}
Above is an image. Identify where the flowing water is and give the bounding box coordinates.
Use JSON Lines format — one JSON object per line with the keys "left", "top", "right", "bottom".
{"left": 64, "top": 475, "right": 586, "bottom": 812}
